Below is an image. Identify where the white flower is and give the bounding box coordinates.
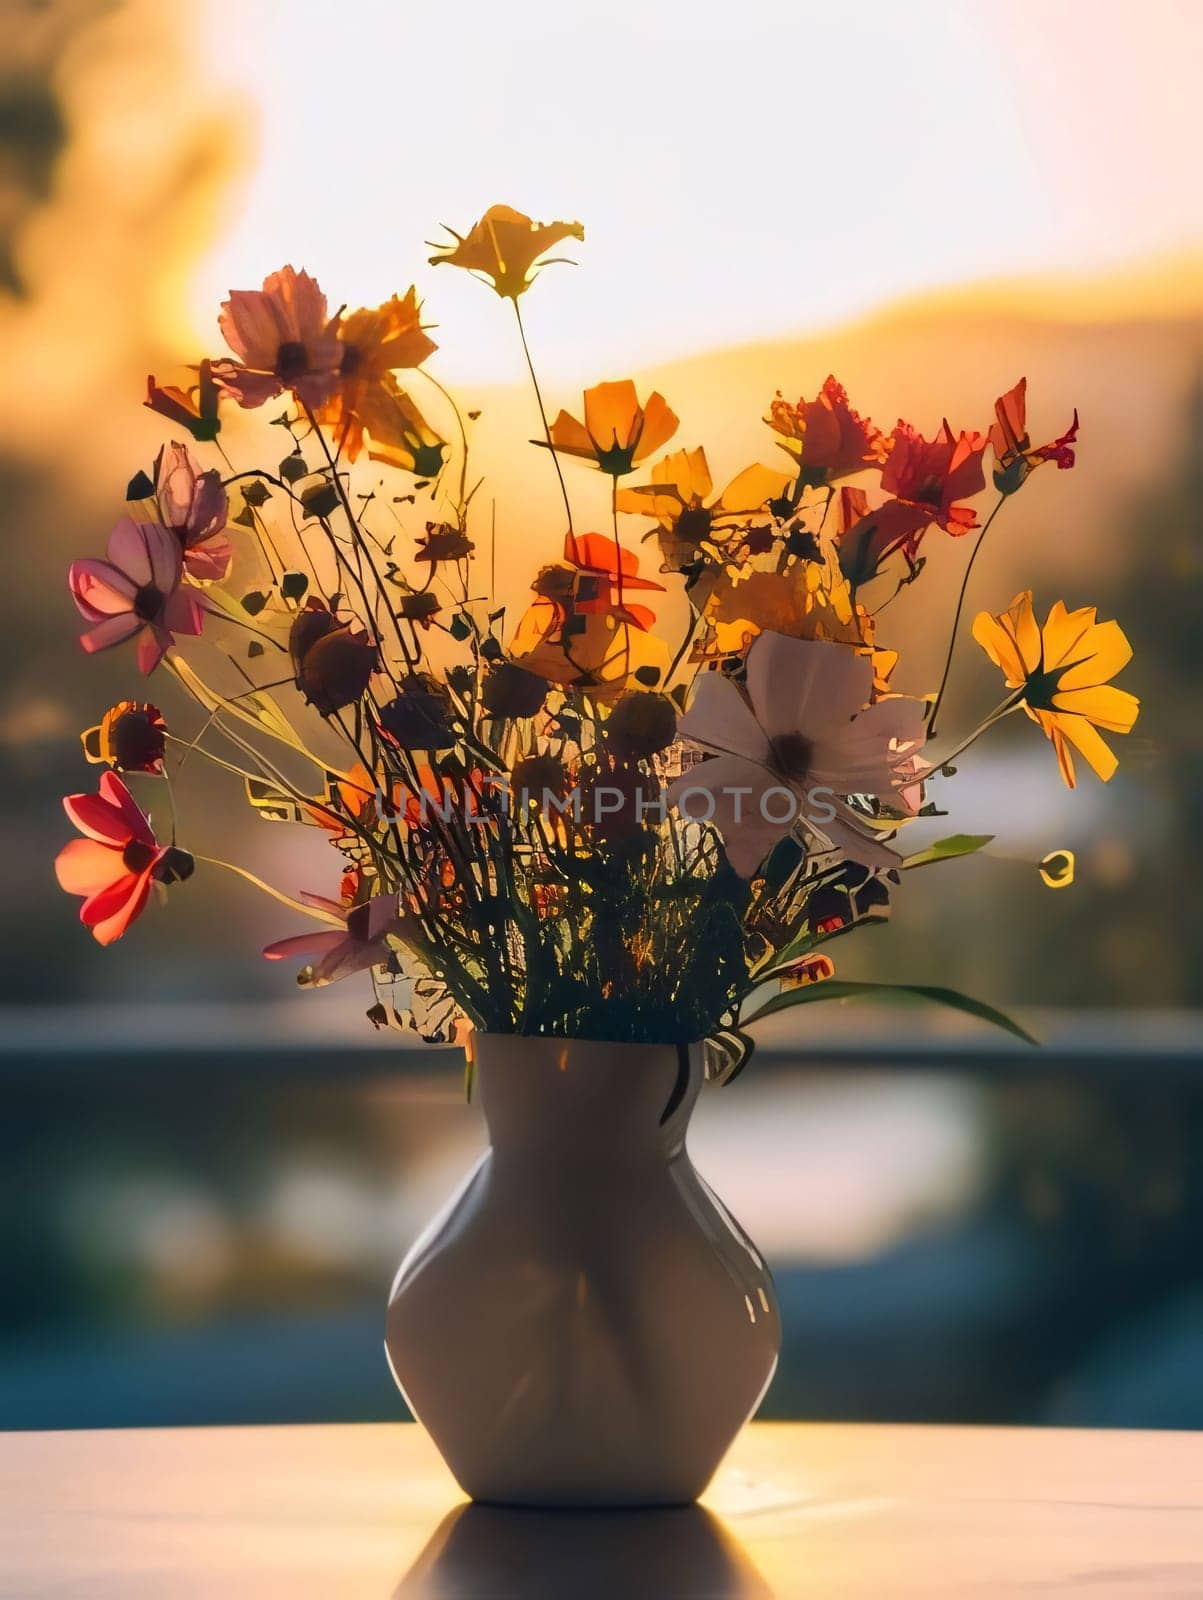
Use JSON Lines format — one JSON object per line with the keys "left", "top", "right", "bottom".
{"left": 666, "top": 632, "right": 927, "bottom": 877}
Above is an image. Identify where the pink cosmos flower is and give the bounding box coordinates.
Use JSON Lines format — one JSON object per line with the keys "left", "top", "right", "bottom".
{"left": 55, "top": 771, "right": 193, "bottom": 945}
{"left": 154, "top": 442, "right": 233, "bottom": 581}
{"left": 667, "top": 632, "right": 927, "bottom": 877}
{"left": 69, "top": 518, "right": 204, "bottom": 674}
{"left": 212, "top": 266, "right": 342, "bottom": 410}
{"left": 263, "top": 891, "right": 417, "bottom": 988}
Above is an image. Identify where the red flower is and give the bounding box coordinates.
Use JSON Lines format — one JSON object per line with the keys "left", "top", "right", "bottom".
{"left": 55, "top": 771, "right": 192, "bottom": 945}
{"left": 879, "top": 420, "right": 987, "bottom": 537}
{"left": 212, "top": 266, "right": 342, "bottom": 410}
{"left": 562, "top": 531, "right": 664, "bottom": 631}
{"left": 989, "top": 378, "right": 1079, "bottom": 494}
{"left": 766, "top": 377, "right": 887, "bottom": 485}
{"left": 69, "top": 518, "right": 204, "bottom": 674}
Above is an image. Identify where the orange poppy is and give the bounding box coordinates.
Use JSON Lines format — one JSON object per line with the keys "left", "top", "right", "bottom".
{"left": 315, "top": 289, "right": 438, "bottom": 463}
{"left": 542, "top": 380, "right": 678, "bottom": 477}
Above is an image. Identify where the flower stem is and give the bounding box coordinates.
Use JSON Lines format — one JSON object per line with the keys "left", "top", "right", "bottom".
{"left": 930, "top": 692, "right": 1024, "bottom": 770}
{"left": 927, "top": 494, "right": 1007, "bottom": 739}
{"left": 512, "top": 298, "right": 574, "bottom": 535}
{"left": 192, "top": 855, "right": 343, "bottom": 924}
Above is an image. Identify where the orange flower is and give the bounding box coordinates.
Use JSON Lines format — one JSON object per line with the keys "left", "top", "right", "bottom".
{"left": 145, "top": 360, "right": 221, "bottom": 442}
{"left": 511, "top": 539, "right": 670, "bottom": 703}
{"left": 615, "top": 447, "right": 790, "bottom": 572}
{"left": 972, "top": 591, "right": 1139, "bottom": 787}
{"left": 315, "top": 289, "right": 439, "bottom": 464}
{"left": 542, "top": 380, "right": 678, "bottom": 477}
{"left": 766, "top": 377, "right": 887, "bottom": 485}
{"left": 562, "top": 532, "right": 664, "bottom": 629}
{"left": 989, "top": 378, "right": 1079, "bottom": 495}
{"left": 428, "top": 205, "right": 584, "bottom": 300}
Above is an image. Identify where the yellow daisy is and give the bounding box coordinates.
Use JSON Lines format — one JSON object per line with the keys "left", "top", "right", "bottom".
{"left": 972, "top": 591, "right": 1139, "bottom": 786}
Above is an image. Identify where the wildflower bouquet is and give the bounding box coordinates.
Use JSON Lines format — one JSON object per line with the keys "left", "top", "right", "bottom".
{"left": 57, "top": 206, "right": 1139, "bottom": 1067}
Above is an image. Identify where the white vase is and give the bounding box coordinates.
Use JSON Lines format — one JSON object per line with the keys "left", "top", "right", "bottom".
{"left": 385, "top": 1033, "right": 781, "bottom": 1507}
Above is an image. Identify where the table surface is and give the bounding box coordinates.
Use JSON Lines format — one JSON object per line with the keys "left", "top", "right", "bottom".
{"left": 2, "top": 1422, "right": 1201, "bottom": 1598}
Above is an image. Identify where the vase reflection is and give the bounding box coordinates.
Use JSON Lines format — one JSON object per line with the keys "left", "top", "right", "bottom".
{"left": 393, "top": 1501, "right": 773, "bottom": 1599}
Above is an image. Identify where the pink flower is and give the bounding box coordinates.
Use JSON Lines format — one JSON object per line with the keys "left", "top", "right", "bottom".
{"left": 263, "top": 891, "right": 417, "bottom": 988}
{"left": 667, "top": 632, "right": 926, "bottom": 878}
{"left": 69, "top": 518, "right": 204, "bottom": 674}
{"left": 154, "top": 442, "right": 232, "bottom": 581}
{"left": 55, "top": 771, "right": 193, "bottom": 945}
{"left": 212, "top": 266, "right": 342, "bottom": 410}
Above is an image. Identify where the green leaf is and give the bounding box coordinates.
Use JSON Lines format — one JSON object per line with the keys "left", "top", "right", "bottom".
{"left": 741, "top": 980, "right": 1037, "bottom": 1046}
{"left": 241, "top": 590, "right": 269, "bottom": 615}
{"left": 279, "top": 570, "right": 309, "bottom": 602}
{"left": 126, "top": 469, "right": 154, "bottom": 500}
{"left": 901, "top": 833, "right": 993, "bottom": 870}
{"left": 242, "top": 480, "right": 271, "bottom": 507}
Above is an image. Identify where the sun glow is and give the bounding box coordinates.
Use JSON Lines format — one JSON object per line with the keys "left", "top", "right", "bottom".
{"left": 196, "top": 0, "right": 1202, "bottom": 385}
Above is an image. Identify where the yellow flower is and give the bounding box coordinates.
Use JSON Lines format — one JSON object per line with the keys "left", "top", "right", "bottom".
{"left": 428, "top": 205, "right": 584, "bottom": 300}
{"left": 543, "top": 379, "right": 679, "bottom": 477}
{"left": 615, "top": 446, "right": 790, "bottom": 572}
{"left": 972, "top": 591, "right": 1139, "bottom": 787}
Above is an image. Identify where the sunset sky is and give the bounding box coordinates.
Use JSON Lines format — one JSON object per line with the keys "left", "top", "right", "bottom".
{"left": 198, "top": 0, "right": 1202, "bottom": 381}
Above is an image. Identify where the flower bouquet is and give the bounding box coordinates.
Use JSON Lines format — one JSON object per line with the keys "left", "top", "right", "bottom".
{"left": 57, "top": 206, "right": 1139, "bottom": 1504}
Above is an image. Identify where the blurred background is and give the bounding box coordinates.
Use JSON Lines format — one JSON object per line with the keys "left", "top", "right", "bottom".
{"left": 1, "top": 0, "right": 1201, "bottom": 1432}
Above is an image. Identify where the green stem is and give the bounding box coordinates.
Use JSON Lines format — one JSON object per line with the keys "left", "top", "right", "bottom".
{"left": 927, "top": 494, "right": 1007, "bottom": 739}
{"left": 512, "top": 298, "right": 574, "bottom": 535}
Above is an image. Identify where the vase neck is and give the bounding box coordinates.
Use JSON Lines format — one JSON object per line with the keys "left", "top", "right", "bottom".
{"left": 472, "top": 1035, "right": 702, "bottom": 1161}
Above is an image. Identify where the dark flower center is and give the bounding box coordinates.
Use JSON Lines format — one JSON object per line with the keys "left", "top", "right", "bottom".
{"left": 676, "top": 506, "right": 713, "bottom": 546}
{"left": 122, "top": 838, "right": 156, "bottom": 874}
{"left": 132, "top": 583, "right": 163, "bottom": 622}
{"left": 916, "top": 476, "right": 943, "bottom": 508}
{"left": 340, "top": 343, "right": 363, "bottom": 377}
{"left": 275, "top": 341, "right": 310, "bottom": 380}
{"left": 769, "top": 732, "right": 814, "bottom": 783}
{"left": 111, "top": 708, "right": 165, "bottom": 771}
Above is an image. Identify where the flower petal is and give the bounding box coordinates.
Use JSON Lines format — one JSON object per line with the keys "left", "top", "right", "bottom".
{"left": 55, "top": 837, "right": 121, "bottom": 897}
{"left": 746, "top": 633, "right": 872, "bottom": 743}
{"left": 667, "top": 754, "right": 789, "bottom": 878}
{"left": 678, "top": 672, "right": 771, "bottom": 764}
{"left": 70, "top": 559, "right": 137, "bottom": 619}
